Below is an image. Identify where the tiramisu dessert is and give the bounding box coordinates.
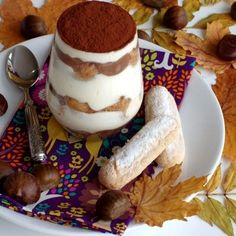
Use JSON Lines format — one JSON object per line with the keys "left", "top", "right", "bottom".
{"left": 46, "top": 1, "right": 143, "bottom": 137}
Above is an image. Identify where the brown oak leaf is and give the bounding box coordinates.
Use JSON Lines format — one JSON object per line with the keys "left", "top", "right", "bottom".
{"left": 212, "top": 68, "right": 236, "bottom": 161}
{"left": 130, "top": 164, "right": 207, "bottom": 227}
{"left": 175, "top": 21, "right": 236, "bottom": 73}
{"left": 0, "top": 0, "right": 85, "bottom": 48}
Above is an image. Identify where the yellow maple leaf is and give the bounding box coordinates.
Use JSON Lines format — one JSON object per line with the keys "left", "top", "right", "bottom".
{"left": 200, "top": 0, "right": 225, "bottom": 4}
{"left": 194, "top": 197, "right": 234, "bottom": 236}
{"left": 113, "top": 0, "right": 154, "bottom": 25}
{"left": 132, "top": 7, "right": 154, "bottom": 25}
{"left": 130, "top": 164, "right": 207, "bottom": 227}
{"left": 223, "top": 162, "right": 236, "bottom": 192}
{"left": 112, "top": 0, "right": 143, "bottom": 11}
{"left": 0, "top": 0, "right": 85, "bottom": 48}
{"left": 183, "top": 0, "right": 201, "bottom": 21}
{"left": 152, "top": 30, "right": 186, "bottom": 55}
{"left": 175, "top": 21, "right": 236, "bottom": 73}
{"left": 204, "top": 164, "right": 222, "bottom": 193}
{"left": 212, "top": 69, "right": 236, "bottom": 161}
{"left": 193, "top": 13, "right": 236, "bottom": 29}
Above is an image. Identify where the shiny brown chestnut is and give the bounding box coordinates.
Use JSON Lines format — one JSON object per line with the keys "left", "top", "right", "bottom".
{"left": 217, "top": 34, "right": 236, "bottom": 61}
{"left": 0, "top": 161, "right": 14, "bottom": 180}
{"left": 33, "top": 164, "right": 60, "bottom": 191}
{"left": 0, "top": 94, "right": 8, "bottom": 116}
{"left": 163, "top": 6, "right": 188, "bottom": 30}
{"left": 3, "top": 172, "right": 40, "bottom": 204}
{"left": 230, "top": 2, "right": 236, "bottom": 20}
{"left": 0, "top": 161, "right": 14, "bottom": 192}
{"left": 21, "top": 15, "right": 47, "bottom": 39}
{"left": 96, "top": 190, "right": 131, "bottom": 220}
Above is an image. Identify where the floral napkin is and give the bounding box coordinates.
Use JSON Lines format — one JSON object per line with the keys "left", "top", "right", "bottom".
{"left": 0, "top": 49, "right": 196, "bottom": 234}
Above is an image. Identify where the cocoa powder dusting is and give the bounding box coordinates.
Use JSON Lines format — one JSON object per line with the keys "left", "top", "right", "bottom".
{"left": 57, "top": 1, "right": 136, "bottom": 53}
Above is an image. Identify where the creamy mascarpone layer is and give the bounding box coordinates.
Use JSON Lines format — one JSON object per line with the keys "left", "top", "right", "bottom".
{"left": 47, "top": 29, "right": 143, "bottom": 134}
{"left": 49, "top": 47, "right": 143, "bottom": 110}
{"left": 55, "top": 31, "right": 138, "bottom": 63}
{"left": 47, "top": 83, "right": 143, "bottom": 133}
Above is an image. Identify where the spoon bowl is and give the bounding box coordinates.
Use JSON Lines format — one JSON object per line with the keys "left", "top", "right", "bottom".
{"left": 6, "top": 45, "right": 39, "bottom": 88}
{"left": 6, "top": 45, "right": 46, "bottom": 162}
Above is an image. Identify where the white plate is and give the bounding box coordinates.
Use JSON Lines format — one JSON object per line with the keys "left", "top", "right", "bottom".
{"left": 0, "top": 35, "right": 224, "bottom": 236}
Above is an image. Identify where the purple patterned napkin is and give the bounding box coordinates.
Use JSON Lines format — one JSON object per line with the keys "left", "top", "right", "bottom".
{"left": 0, "top": 49, "right": 196, "bottom": 234}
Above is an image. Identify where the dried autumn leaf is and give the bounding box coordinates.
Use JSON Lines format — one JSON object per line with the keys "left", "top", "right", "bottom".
{"left": 153, "top": 8, "right": 167, "bottom": 28}
{"left": 204, "top": 164, "right": 221, "bottom": 193}
{"left": 135, "top": 200, "right": 199, "bottom": 226}
{"left": 183, "top": 0, "right": 201, "bottom": 21}
{"left": 0, "top": 0, "right": 85, "bottom": 48}
{"left": 225, "top": 197, "right": 236, "bottom": 223}
{"left": 132, "top": 7, "right": 154, "bottom": 25}
{"left": 194, "top": 197, "right": 234, "bottom": 236}
{"left": 192, "top": 198, "right": 213, "bottom": 225}
{"left": 152, "top": 30, "right": 186, "bottom": 55}
{"left": 162, "top": 0, "right": 178, "bottom": 7}
{"left": 212, "top": 69, "right": 236, "bottom": 161}
{"left": 130, "top": 164, "right": 206, "bottom": 227}
{"left": 175, "top": 21, "right": 236, "bottom": 73}
{"left": 193, "top": 13, "right": 236, "bottom": 29}
{"left": 223, "top": 162, "right": 236, "bottom": 192}
{"left": 199, "top": 0, "right": 221, "bottom": 4}
{"left": 113, "top": 0, "right": 154, "bottom": 25}
{"left": 112, "top": 0, "right": 143, "bottom": 11}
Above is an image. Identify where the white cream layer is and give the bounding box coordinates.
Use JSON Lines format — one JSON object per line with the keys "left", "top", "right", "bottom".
{"left": 55, "top": 31, "right": 138, "bottom": 63}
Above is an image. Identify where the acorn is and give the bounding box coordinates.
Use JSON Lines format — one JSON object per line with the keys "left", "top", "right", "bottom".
{"left": 21, "top": 15, "right": 47, "bottom": 39}
{"left": 230, "top": 2, "right": 236, "bottom": 20}
{"left": 163, "top": 6, "right": 188, "bottom": 30}
{"left": 217, "top": 34, "right": 236, "bottom": 61}
{"left": 32, "top": 164, "right": 60, "bottom": 191}
{"left": 3, "top": 172, "right": 40, "bottom": 205}
{"left": 96, "top": 190, "right": 131, "bottom": 220}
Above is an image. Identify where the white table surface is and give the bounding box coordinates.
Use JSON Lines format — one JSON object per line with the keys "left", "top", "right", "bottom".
{"left": 0, "top": 0, "right": 235, "bottom": 236}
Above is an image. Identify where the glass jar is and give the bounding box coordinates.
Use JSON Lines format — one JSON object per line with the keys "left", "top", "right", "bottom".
{"left": 45, "top": 2, "right": 143, "bottom": 138}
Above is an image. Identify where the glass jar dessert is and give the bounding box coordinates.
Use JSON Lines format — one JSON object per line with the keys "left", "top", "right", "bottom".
{"left": 46, "top": 1, "right": 143, "bottom": 138}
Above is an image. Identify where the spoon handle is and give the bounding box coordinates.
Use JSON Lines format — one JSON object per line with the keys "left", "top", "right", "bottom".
{"left": 24, "top": 90, "right": 47, "bottom": 162}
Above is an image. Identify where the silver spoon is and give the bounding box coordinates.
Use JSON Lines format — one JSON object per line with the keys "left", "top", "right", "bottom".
{"left": 6, "top": 45, "right": 47, "bottom": 162}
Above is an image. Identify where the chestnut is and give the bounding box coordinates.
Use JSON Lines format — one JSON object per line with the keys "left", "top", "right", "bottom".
{"left": 138, "top": 30, "right": 152, "bottom": 42}
{"left": 0, "top": 161, "right": 14, "bottom": 180}
{"left": 3, "top": 172, "right": 40, "bottom": 205}
{"left": 0, "top": 94, "right": 8, "bottom": 116}
{"left": 32, "top": 164, "right": 60, "bottom": 191}
{"left": 0, "top": 161, "right": 14, "bottom": 192}
{"left": 163, "top": 6, "right": 188, "bottom": 30}
{"left": 217, "top": 34, "right": 236, "bottom": 61}
{"left": 21, "top": 15, "right": 47, "bottom": 39}
{"left": 96, "top": 190, "right": 131, "bottom": 220}
{"left": 230, "top": 2, "right": 236, "bottom": 20}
